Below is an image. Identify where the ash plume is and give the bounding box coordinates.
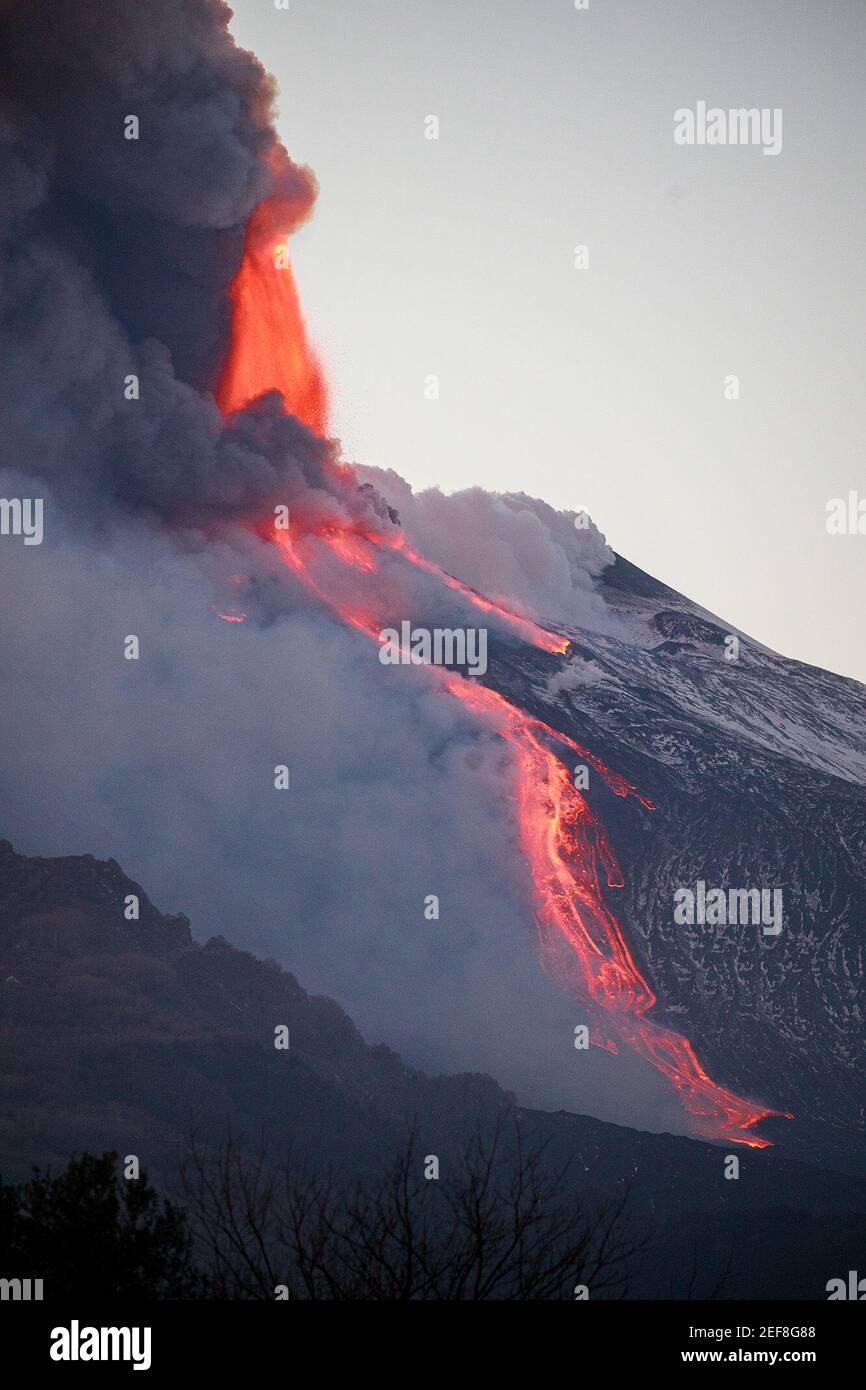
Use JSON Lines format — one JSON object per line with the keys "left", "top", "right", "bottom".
{"left": 0, "top": 0, "right": 366, "bottom": 528}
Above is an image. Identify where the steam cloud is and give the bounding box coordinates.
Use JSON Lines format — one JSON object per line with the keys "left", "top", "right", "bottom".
{"left": 0, "top": 0, "right": 676, "bottom": 1130}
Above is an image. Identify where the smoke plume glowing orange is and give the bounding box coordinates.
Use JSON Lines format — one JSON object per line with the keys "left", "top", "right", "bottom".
{"left": 216, "top": 174, "right": 789, "bottom": 1147}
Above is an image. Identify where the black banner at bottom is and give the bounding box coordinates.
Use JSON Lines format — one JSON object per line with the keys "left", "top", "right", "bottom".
{"left": 0, "top": 1299, "right": 858, "bottom": 1375}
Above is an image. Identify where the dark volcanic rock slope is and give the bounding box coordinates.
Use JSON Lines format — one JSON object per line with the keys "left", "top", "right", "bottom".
{"left": 483, "top": 555, "right": 866, "bottom": 1169}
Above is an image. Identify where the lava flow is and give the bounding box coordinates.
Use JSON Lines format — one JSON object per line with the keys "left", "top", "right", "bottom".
{"left": 216, "top": 177, "right": 789, "bottom": 1148}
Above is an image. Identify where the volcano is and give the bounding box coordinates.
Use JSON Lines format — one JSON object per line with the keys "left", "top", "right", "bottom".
{"left": 1, "top": 0, "right": 863, "bottom": 1181}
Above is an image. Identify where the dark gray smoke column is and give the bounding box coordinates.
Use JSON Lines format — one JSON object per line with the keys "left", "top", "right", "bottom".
{"left": 0, "top": 0, "right": 376, "bottom": 527}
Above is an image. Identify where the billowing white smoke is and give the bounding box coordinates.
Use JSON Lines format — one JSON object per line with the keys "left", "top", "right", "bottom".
{"left": 361, "top": 467, "right": 621, "bottom": 633}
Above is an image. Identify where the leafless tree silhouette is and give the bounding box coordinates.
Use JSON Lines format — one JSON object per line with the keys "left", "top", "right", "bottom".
{"left": 180, "top": 1121, "right": 642, "bottom": 1300}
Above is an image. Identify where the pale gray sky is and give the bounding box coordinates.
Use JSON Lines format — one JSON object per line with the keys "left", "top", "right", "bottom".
{"left": 230, "top": 0, "right": 866, "bottom": 682}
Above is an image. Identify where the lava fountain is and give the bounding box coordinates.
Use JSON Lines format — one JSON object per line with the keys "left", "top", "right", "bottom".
{"left": 216, "top": 153, "right": 328, "bottom": 434}
{"left": 216, "top": 172, "right": 790, "bottom": 1147}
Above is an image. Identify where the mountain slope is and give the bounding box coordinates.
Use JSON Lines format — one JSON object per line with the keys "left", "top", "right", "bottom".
{"left": 482, "top": 552, "right": 866, "bottom": 1169}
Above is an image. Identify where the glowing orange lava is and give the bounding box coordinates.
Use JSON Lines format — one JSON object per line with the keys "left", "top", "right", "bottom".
{"left": 215, "top": 173, "right": 789, "bottom": 1147}
{"left": 383, "top": 534, "right": 569, "bottom": 654}
{"left": 216, "top": 188, "right": 327, "bottom": 433}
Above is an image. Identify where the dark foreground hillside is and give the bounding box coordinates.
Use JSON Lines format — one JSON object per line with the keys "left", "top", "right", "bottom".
{"left": 0, "top": 839, "right": 507, "bottom": 1182}
{"left": 1, "top": 840, "right": 862, "bottom": 1299}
